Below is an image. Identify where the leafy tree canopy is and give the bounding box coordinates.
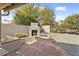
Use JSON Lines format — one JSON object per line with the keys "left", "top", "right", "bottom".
{"left": 13, "top": 4, "right": 55, "bottom": 26}
{"left": 58, "top": 14, "right": 79, "bottom": 32}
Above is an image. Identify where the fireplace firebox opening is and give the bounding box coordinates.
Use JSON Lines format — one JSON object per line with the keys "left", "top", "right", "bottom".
{"left": 32, "top": 30, "right": 37, "bottom": 36}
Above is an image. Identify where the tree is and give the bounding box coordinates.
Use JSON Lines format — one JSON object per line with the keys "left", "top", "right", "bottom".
{"left": 58, "top": 14, "right": 79, "bottom": 32}
{"left": 13, "top": 4, "right": 39, "bottom": 25}
{"left": 65, "top": 14, "right": 79, "bottom": 31}
{"left": 39, "top": 7, "right": 55, "bottom": 25}
{"left": 13, "top": 4, "right": 55, "bottom": 27}
{"left": 38, "top": 7, "right": 55, "bottom": 32}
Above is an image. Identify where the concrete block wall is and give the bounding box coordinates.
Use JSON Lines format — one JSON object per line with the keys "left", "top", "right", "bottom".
{"left": 1, "top": 24, "right": 29, "bottom": 37}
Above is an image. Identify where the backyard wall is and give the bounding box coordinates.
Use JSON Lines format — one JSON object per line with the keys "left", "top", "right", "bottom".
{"left": 1, "top": 24, "right": 51, "bottom": 37}
{"left": 42, "top": 25, "right": 50, "bottom": 34}
{"left": 1, "top": 24, "right": 29, "bottom": 37}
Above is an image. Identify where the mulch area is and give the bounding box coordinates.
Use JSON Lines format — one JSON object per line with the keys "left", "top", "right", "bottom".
{"left": 6, "top": 37, "right": 70, "bottom": 56}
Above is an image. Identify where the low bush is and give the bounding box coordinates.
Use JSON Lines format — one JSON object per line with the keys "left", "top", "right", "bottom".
{"left": 15, "top": 33, "right": 28, "bottom": 38}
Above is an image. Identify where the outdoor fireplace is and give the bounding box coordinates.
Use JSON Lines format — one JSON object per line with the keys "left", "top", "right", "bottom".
{"left": 32, "top": 30, "right": 37, "bottom": 36}
{"left": 29, "top": 23, "right": 40, "bottom": 37}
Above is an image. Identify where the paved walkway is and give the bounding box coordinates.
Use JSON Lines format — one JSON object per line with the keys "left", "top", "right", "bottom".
{"left": 52, "top": 33, "right": 79, "bottom": 56}
{"left": 0, "top": 39, "right": 24, "bottom": 56}
{"left": 0, "top": 48, "right": 8, "bottom": 56}
{"left": 6, "top": 38, "right": 70, "bottom": 56}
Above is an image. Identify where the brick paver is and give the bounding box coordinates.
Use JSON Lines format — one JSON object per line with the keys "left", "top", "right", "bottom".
{"left": 6, "top": 38, "right": 70, "bottom": 56}
{"left": 0, "top": 48, "right": 8, "bottom": 56}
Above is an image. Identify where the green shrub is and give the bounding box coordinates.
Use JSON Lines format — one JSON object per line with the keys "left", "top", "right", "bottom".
{"left": 15, "top": 33, "right": 28, "bottom": 38}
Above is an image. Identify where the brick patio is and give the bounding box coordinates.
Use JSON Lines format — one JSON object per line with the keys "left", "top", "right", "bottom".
{"left": 5, "top": 38, "right": 70, "bottom": 56}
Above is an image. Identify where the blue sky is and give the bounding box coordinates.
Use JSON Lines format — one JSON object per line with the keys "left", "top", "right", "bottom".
{"left": 2, "top": 3, "right": 79, "bottom": 23}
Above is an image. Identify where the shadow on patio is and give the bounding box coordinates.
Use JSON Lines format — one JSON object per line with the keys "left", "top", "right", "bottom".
{"left": 53, "top": 41, "right": 79, "bottom": 56}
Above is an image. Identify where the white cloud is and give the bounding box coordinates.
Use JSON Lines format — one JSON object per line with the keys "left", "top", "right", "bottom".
{"left": 55, "top": 15, "right": 65, "bottom": 21}
{"left": 55, "top": 6, "right": 67, "bottom": 11}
